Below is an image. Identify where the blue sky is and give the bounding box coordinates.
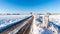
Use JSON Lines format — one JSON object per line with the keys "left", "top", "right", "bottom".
{"left": 0, "top": 0, "right": 60, "bottom": 13}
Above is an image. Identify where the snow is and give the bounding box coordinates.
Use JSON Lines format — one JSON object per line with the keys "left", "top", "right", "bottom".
{"left": 30, "top": 15, "right": 60, "bottom": 34}
{"left": 1, "top": 14, "right": 60, "bottom": 34}
{"left": 49, "top": 15, "right": 60, "bottom": 25}
{"left": 0, "top": 15, "right": 31, "bottom": 28}
{"left": 41, "top": 28, "right": 53, "bottom": 34}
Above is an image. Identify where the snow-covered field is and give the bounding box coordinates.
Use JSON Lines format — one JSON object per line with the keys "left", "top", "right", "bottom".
{"left": 30, "top": 15, "right": 60, "bottom": 34}
{"left": 36, "top": 15, "right": 60, "bottom": 25}
{"left": 49, "top": 15, "right": 60, "bottom": 34}
{"left": 0, "top": 15, "right": 31, "bottom": 28}
{"left": 49, "top": 15, "right": 60, "bottom": 25}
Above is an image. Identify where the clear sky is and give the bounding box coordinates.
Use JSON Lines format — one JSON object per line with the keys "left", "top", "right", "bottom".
{"left": 0, "top": 0, "right": 60, "bottom": 13}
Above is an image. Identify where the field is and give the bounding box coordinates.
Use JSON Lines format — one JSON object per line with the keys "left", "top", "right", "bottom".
{"left": 0, "top": 15, "right": 31, "bottom": 28}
